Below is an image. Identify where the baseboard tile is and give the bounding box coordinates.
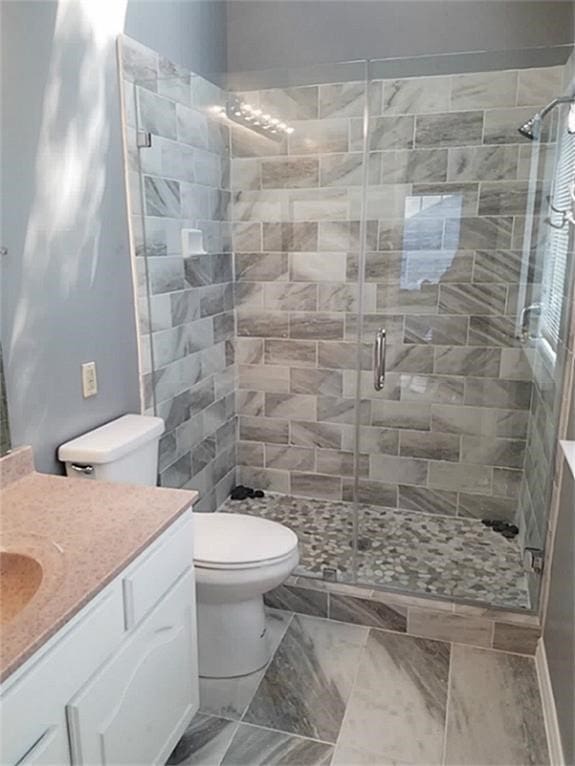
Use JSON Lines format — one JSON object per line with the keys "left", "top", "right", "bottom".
{"left": 536, "top": 640, "right": 565, "bottom": 766}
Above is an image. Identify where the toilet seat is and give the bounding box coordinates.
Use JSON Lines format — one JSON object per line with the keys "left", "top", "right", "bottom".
{"left": 193, "top": 512, "right": 298, "bottom": 571}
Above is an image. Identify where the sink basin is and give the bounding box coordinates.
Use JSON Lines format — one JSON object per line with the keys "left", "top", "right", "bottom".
{"left": 0, "top": 552, "right": 44, "bottom": 624}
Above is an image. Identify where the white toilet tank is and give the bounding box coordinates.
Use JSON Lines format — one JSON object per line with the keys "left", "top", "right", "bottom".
{"left": 58, "top": 415, "right": 165, "bottom": 486}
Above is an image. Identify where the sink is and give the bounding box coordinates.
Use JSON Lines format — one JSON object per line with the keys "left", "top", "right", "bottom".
{"left": 0, "top": 552, "right": 44, "bottom": 625}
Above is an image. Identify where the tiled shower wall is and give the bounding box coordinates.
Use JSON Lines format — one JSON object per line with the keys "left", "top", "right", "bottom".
{"left": 231, "top": 65, "right": 564, "bottom": 519}
{"left": 120, "top": 37, "right": 236, "bottom": 511}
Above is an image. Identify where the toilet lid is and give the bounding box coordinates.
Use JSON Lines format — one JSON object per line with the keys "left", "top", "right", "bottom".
{"left": 193, "top": 513, "right": 298, "bottom": 568}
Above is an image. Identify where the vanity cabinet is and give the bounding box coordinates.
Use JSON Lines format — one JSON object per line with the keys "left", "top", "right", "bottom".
{"left": 67, "top": 571, "right": 196, "bottom": 765}
{"left": 0, "top": 510, "right": 198, "bottom": 766}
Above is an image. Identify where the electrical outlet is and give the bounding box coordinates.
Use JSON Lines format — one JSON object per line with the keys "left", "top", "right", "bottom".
{"left": 81, "top": 362, "right": 98, "bottom": 398}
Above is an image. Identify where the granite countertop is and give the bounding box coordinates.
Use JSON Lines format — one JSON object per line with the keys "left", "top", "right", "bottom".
{"left": 0, "top": 448, "right": 197, "bottom": 682}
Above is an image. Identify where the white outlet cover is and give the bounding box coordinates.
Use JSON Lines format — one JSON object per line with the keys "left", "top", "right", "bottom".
{"left": 81, "top": 362, "right": 98, "bottom": 398}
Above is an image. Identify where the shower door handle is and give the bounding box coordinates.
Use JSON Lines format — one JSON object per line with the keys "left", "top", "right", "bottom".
{"left": 373, "top": 328, "right": 386, "bottom": 391}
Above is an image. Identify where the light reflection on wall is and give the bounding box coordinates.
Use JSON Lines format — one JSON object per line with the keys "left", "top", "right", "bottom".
{"left": 401, "top": 193, "right": 463, "bottom": 289}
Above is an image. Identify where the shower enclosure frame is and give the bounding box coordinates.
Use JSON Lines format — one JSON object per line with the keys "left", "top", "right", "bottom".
{"left": 126, "top": 39, "right": 575, "bottom": 616}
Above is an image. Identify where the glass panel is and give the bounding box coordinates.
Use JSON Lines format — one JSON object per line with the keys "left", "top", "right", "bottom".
{"left": 354, "top": 52, "right": 574, "bottom": 612}
{"left": 128, "top": 60, "right": 236, "bottom": 511}
{"left": 121, "top": 35, "right": 574, "bottom": 614}
{"left": 515, "top": 98, "right": 575, "bottom": 609}
{"left": 227, "top": 59, "right": 369, "bottom": 584}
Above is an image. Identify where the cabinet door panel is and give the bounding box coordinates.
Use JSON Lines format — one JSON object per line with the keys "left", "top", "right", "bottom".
{"left": 67, "top": 570, "right": 198, "bottom": 766}
{"left": 15, "top": 726, "right": 70, "bottom": 766}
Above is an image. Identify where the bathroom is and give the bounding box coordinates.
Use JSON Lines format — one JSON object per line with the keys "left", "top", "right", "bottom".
{"left": 1, "top": 0, "right": 574, "bottom": 763}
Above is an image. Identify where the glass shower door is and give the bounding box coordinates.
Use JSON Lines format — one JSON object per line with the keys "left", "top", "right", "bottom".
{"left": 513, "top": 98, "right": 575, "bottom": 609}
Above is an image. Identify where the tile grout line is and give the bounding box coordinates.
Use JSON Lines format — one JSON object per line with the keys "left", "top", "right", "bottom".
{"left": 234, "top": 720, "right": 337, "bottom": 748}
{"left": 440, "top": 642, "right": 455, "bottom": 766}
{"left": 332, "top": 625, "right": 373, "bottom": 755}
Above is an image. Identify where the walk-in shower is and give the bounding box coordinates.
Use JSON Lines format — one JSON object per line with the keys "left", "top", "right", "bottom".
{"left": 121, "top": 38, "right": 575, "bottom": 615}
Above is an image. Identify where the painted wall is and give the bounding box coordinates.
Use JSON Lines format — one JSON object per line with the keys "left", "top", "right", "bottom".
{"left": 0, "top": 0, "right": 140, "bottom": 474}
{"left": 226, "top": 1, "right": 574, "bottom": 74}
{"left": 124, "top": 0, "right": 227, "bottom": 78}
{"left": 0, "top": 0, "right": 227, "bottom": 474}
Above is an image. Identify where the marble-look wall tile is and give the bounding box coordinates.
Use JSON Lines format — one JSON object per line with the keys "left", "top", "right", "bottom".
{"left": 516, "top": 65, "right": 563, "bottom": 106}
{"left": 259, "top": 85, "right": 319, "bottom": 121}
{"left": 434, "top": 347, "right": 501, "bottom": 377}
{"left": 369, "top": 115, "right": 415, "bottom": 150}
{"left": 464, "top": 378, "right": 531, "bottom": 410}
{"left": 370, "top": 455, "right": 428, "bottom": 485}
{"left": 399, "top": 430, "right": 460, "bottom": 462}
{"left": 138, "top": 89, "right": 177, "bottom": 138}
{"left": 265, "top": 444, "right": 315, "bottom": 471}
{"left": 290, "top": 367, "right": 343, "bottom": 397}
{"left": 404, "top": 315, "right": 469, "bottom": 346}
{"left": 263, "top": 222, "right": 318, "bottom": 251}
{"left": 398, "top": 485, "right": 458, "bottom": 515}
{"left": 289, "top": 119, "right": 349, "bottom": 154}
{"left": 265, "top": 393, "right": 316, "bottom": 420}
{"left": 380, "top": 147, "right": 448, "bottom": 184}
{"left": 461, "top": 435, "right": 526, "bottom": 469}
{"left": 447, "top": 145, "right": 519, "bottom": 182}
{"left": 264, "top": 339, "right": 316, "bottom": 367}
{"left": 451, "top": 70, "right": 518, "bottom": 109}
{"left": 429, "top": 461, "right": 492, "bottom": 493}
{"left": 319, "top": 82, "right": 364, "bottom": 118}
{"left": 291, "top": 420, "right": 343, "bottom": 449}
{"left": 261, "top": 157, "right": 320, "bottom": 189}
{"left": 458, "top": 492, "right": 516, "bottom": 522}
{"left": 384, "top": 76, "right": 451, "bottom": 114}
{"left": 483, "top": 105, "right": 544, "bottom": 145}
{"left": 415, "top": 111, "right": 483, "bottom": 147}
{"left": 235, "top": 253, "right": 288, "bottom": 282}
{"left": 371, "top": 400, "right": 431, "bottom": 431}
{"left": 439, "top": 283, "right": 507, "bottom": 315}
{"left": 240, "top": 415, "right": 289, "bottom": 444}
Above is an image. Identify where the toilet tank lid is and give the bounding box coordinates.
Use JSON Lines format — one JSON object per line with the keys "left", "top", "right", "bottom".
{"left": 58, "top": 415, "right": 165, "bottom": 465}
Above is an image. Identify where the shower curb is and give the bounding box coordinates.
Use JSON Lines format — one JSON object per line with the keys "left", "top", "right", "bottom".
{"left": 265, "top": 576, "right": 541, "bottom": 655}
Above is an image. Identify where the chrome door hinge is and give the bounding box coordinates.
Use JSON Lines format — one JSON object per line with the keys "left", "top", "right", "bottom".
{"left": 523, "top": 547, "right": 544, "bottom": 575}
{"left": 137, "top": 131, "right": 152, "bottom": 148}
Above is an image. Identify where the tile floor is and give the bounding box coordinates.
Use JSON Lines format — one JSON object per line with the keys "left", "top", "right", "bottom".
{"left": 221, "top": 494, "right": 530, "bottom": 610}
{"left": 168, "top": 609, "right": 548, "bottom": 765}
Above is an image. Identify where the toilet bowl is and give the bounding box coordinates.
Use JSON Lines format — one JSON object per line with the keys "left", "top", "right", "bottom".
{"left": 58, "top": 415, "right": 299, "bottom": 680}
{"left": 193, "top": 512, "right": 299, "bottom": 678}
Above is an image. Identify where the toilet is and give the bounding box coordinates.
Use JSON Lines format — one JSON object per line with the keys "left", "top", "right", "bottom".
{"left": 58, "top": 414, "right": 299, "bottom": 678}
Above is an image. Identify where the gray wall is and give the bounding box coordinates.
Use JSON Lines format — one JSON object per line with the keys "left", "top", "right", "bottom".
{"left": 124, "top": 0, "right": 227, "bottom": 77}
{"left": 226, "top": 1, "right": 574, "bottom": 74}
{"left": 544, "top": 449, "right": 575, "bottom": 765}
{"left": 0, "top": 0, "right": 140, "bottom": 474}
{"left": 0, "top": 0, "right": 227, "bottom": 474}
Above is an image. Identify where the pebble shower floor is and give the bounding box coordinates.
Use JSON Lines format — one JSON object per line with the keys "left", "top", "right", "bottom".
{"left": 221, "top": 493, "right": 530, "bottom": 609}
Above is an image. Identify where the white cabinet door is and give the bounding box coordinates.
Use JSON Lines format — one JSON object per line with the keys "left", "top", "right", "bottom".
{"left": 67, "top": 569, "right": 198, "bottom": 766}
{"left": 14, "top": 725, "right": 70, "bottom": 766}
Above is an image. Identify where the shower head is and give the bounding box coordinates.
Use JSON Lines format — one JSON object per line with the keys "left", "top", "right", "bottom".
{"left": 518, "top": 96, "right": 575, "bottom": 140}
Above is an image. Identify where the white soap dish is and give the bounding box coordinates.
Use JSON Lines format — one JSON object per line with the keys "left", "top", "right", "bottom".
{"left": 181, "top": 228, "right": 206, "bottom": 256}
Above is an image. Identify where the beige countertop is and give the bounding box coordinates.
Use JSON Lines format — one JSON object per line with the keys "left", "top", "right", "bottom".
{"left": 0, "top": 449, "right": 197, "bottom": 682}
